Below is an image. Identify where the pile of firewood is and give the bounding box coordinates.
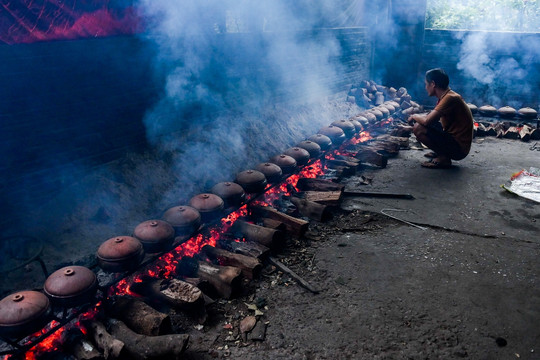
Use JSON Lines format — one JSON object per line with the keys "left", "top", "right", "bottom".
{"left": 474, "top": 121, "right": 540, "bottom": 142}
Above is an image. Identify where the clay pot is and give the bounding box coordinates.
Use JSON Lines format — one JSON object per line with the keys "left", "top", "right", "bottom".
{"left": 162, "top": 205, "right": 201, "bottom": 236}
{"left": 318, "top": 126, "right": 346, "bottom": 145}
{"left": 369, "top": 108, "right": 384, "bottom": 120}
{"left": 331, "top": 120, "right": 356, "bottom": 138}
{"left": 97, "top": 236, "right": 144, "bottom": 273}
{"left": 0, "top": 291, "right": 51, "bottom": 337}
{"left": 235, "top": 170, "right": 268, "bottom": 193}
{"left": 362, "top": 112, "right": 377, "bottom": 123}
{"left": 376, "top": 106, "right": 390, "bottom": 117}
{"left": 296, "top": 140, "right": 322, "bottom": 158}
{"left": 478, "top": 105, "right": 497, "bottom": 116}
{"left": 133, "top": 220, "right": 175, "bottom": 253}
{"left": 283, "top": 147, "right": 311, "bottom": 166}
{"left": 211, "top": 182, "right": 246, "bottom": 207}
{"left": 307, "top": 134, "right": 332, "bottom": 150}
{"left": 189, "top": 193, "right": 225, "bottom": 222}
{"left": 498, "top": 106, "right": 516, "bottom": 118}
{"left": 382, "top": 102, "right": 396, "bottom": 113}
{"left": 518, "top": 107, "right": 537, "bottom": 119}
{"left": 256, "top": 162, "right": 283, "bottom": 183}
{"left": 354, "top": 115, "right": 369, "bottom": 126}
{"left": 467, "top": 103, "right": 478, "bottom": 114}
{"left": 44, "top": 266, "right": 97, "bottom": 307}
{"left": 269, "top": 154, "right": 297, "bottom": 174}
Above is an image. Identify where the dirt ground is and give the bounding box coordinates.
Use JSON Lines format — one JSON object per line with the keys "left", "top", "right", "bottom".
{"left": 180, "top": 136, "right": 540, "bottom": 360}
{"left": 2, "top": 135, "right": 539, "bottom": 360}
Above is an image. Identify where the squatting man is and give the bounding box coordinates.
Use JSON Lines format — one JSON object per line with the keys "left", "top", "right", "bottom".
{"left": 408, "top": 68, "right": 474, "bottom": 169}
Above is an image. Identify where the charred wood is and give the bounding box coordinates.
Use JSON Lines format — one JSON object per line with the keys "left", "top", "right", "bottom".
{"left": 296, "top": 191, "right": 342, "bottom": 206}
{"left": 82, "top": 320, "right": 125, "bottom": 360}
{"left": 290, "top": 197, "right": 332, "bottom": 222}
{"left": 296, "top": 178, "right": 345, "bottom": 192}
{"left": 197, "top": 261, "right": 243, "bottom": 299}
{"left": 354, "top": 148, "right": 388, "bottom": 168}
{"left": 249, "top": 205, "right": 309, "bottom": 238}
{"left": 62, "top": 328, "right": 104, "bottom": 360}
{"left": 232, "top": 220, "right": 285, "bottom": 250}
{"left": 202, "top": 245, "right": 262, "bottom": 279}
{"left": 261, "top": 218, "right": 287, "bottom": 232}
{"left": 106, "top": 297, "right": 172, "bottom": 336}
{"left": 107, "top": 319, "right": 189, "bottom": 360}
{"left": 218, "top": 238, "right": 270, "bottom": 260}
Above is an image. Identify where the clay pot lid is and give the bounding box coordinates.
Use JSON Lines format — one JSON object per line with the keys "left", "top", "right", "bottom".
{"left": 134, "top": 220, "right": 175, "bottom": 243}
{"left": 189, "top": 193, "right": 224, "bottom": 213}
{"left": 44, "top": 266, "right": 97, "bottom": 298}
{"left": 296, "top": 140, "right": 322, "bottom": 157}
{"left": 307, "top": 134, "right": 332, "bottom": 150}
{"left": 479, "top": 105, "right": 497, "bottom": 115}
{"left": 163, "top": 206, "right": 201, "bottom": 227}
{"left": 331, "top": 119, "right": 356, "bottom": 132}
{"left": 467, "top": 103, "right": 478, "bottom": 113}
{"left": 269, "top": 154, "right": 297, "bottom": 167}
{"left": 211, "top": 182, "right": 245, "bottom": 198}
{"left": 0, "top": 291, "right": 49, "bottom": 326}
{"left": 256, "top": 162, "right": 282, "bottom": 176}
{"left": 283, "top": 147, "right": 311, "bottom": 165}
{"left": 235, "top": 170, "right": 266, "bottom": 185}
{"left": 97, "top": 236, "right": 143, "bottom": 262}
{"left": 518, "top": 107, "right": 537, "bottom": 118}
{"left": 318, "top": 126, "right": 345, "bottom": 142}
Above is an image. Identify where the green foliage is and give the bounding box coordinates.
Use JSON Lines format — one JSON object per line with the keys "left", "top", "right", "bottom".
{"left": 426, "top": 0, "right": 540, "bottom": 32}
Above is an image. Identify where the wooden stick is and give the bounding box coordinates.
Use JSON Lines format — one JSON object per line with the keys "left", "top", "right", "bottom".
{"left": 82, "top": 320, "right": 125, "bottom": 360}
{"left": 268, "top": 256, "right": 319, "bottom": 294}
{"left": 296, "top": 178, "right": 345, "bottom": 192}
{"left": 106, "top": 297, "right": 172, "bottom": 336}
{"left": 107, "top": 319, "right": 189, "bottom": 360}
{"left": 298, "top": 191, "right": 342, "bottom": 206}
{"left": 202, "top": 245, "right": 262, "bottom": 279}
{"left": 342, "top": 191, "right": 414, "bottom": 199}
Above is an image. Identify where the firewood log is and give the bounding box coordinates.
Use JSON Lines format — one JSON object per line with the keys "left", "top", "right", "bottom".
{"left": 519, "top": 125, "right": 534, "bottom": 142}
{"left": 218, "top": 238, "right": 270, "bottom": 260}
{"left": 107, "top": 319, "right": 189, "bottom": 360}
{"left": 297, "top": 191, "right": 342, "bottom": 206}
{"left": 261, "top": 218, "right": 287, "bottom": 232}
{"left": 503, "top": 126, "right": 520, "bottom": 139}
{"left": 232, "top": 220, "right": 285, "bottom": 250}
{"left": 106, "top": 297, "right": 172, "bottom": 336}
{"left": 82, "top": 320, "right": 125, "bottom": 360}
{"left": 63, "top": 329, "right": 104, "bottom": 360}
{"left": 202, "top": 245, "right": 262, "bottom": 279}
{"left": 290, "top": 197, "right": 332, "bottom": 222}
{"left": 249, "top": 205, "right": 309, "bottom": 237}
{"left": 197, "top": 261, "right": 243, "bottom": 299}
{"left": 296, "top": 178, "right": 345, "bottom": 192}
{"left": 354, "top": 148, "right": 388, "bottom": 168}
{"left": 374, "top": 135, "right": 410, "bottom": 148}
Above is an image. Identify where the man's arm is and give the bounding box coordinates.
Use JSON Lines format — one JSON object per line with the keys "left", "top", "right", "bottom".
{"left": 408, "top": 109, "right": 441, "bottom": 126}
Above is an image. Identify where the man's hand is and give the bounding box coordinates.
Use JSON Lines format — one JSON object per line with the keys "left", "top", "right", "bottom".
{"left": 407, "top": 114, "right": 418, "bottom": 125}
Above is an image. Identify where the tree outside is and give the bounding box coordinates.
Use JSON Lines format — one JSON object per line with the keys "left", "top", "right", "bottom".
{"left": 426, "top": 0, "right": 540, "bottom": 32}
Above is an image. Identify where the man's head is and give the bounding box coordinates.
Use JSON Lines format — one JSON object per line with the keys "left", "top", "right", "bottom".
{"left": 424, "top": 68, "right": 449, "bottom": 97}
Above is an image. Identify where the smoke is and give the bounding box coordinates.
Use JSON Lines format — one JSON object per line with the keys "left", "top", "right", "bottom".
{"left": 135, "top": 0, "right": 361, "bottom": 206}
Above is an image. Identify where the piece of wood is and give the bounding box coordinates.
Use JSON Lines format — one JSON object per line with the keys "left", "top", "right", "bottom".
{"left": 296, "top": 178, "right": 345, "bottom": 192}
{"left": 374, "top": 134, "right": 410, "bottom": 148}
{"left": 62, "top": 329, "right": 104, "bottom": 360}
{"left": 233, "top": 220, "right": 285, "bottom": 250}
{"left": 354, "top": 147, "right": 388, "bottom": 168}
{"left": 342, "top": 190, "right": 414, "bottom": 200}
{"left": 218, "top": 238, "right": 270, "bottom": 260}
{"left": 268, "top": 256, "right": 319, "bottom": 294}
{"left": 365, "top": 141, "right": 400, "bottom": 156}
{"left": 106, "top": 297, "right": 172, "bottom": 336}
{"left": 249, "top": 320, "right": 267, "bottom": 342}
{"left": 290, "top": 197, "right": 332, "bottom": 222}
{"left": 197, "top": 261, "right": 243, "bottom": 299}
{"left": 531, "top": 127, "right": 540, "bottom": 140}
{"left": 82, "top": 320, "right": 125, "bottom": 360}
{"left": 298, "top": 191, "right": 342, "bottom": 206}
{"left": 261, "top": 218, "right": 287, "bottom": 232}
{"left": 503, "top": 126, "right": 520, "bottom": 139}
{"left": 107, "top": 319, "right": 189, "bottom": 360}
{"left": 202, "top": 245, "right": 262, "bottom": 279}
{"left": 519, "top": 125, "right": 533, "bottom": 142}
{"left": 249, "top": 205, "right": 309, "bottom": 238}
{"left": 389, "top": 125, "right": 412, "bottom": 137}
{"left": 324, "top": 162, "right": 356, "bottom": 176}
